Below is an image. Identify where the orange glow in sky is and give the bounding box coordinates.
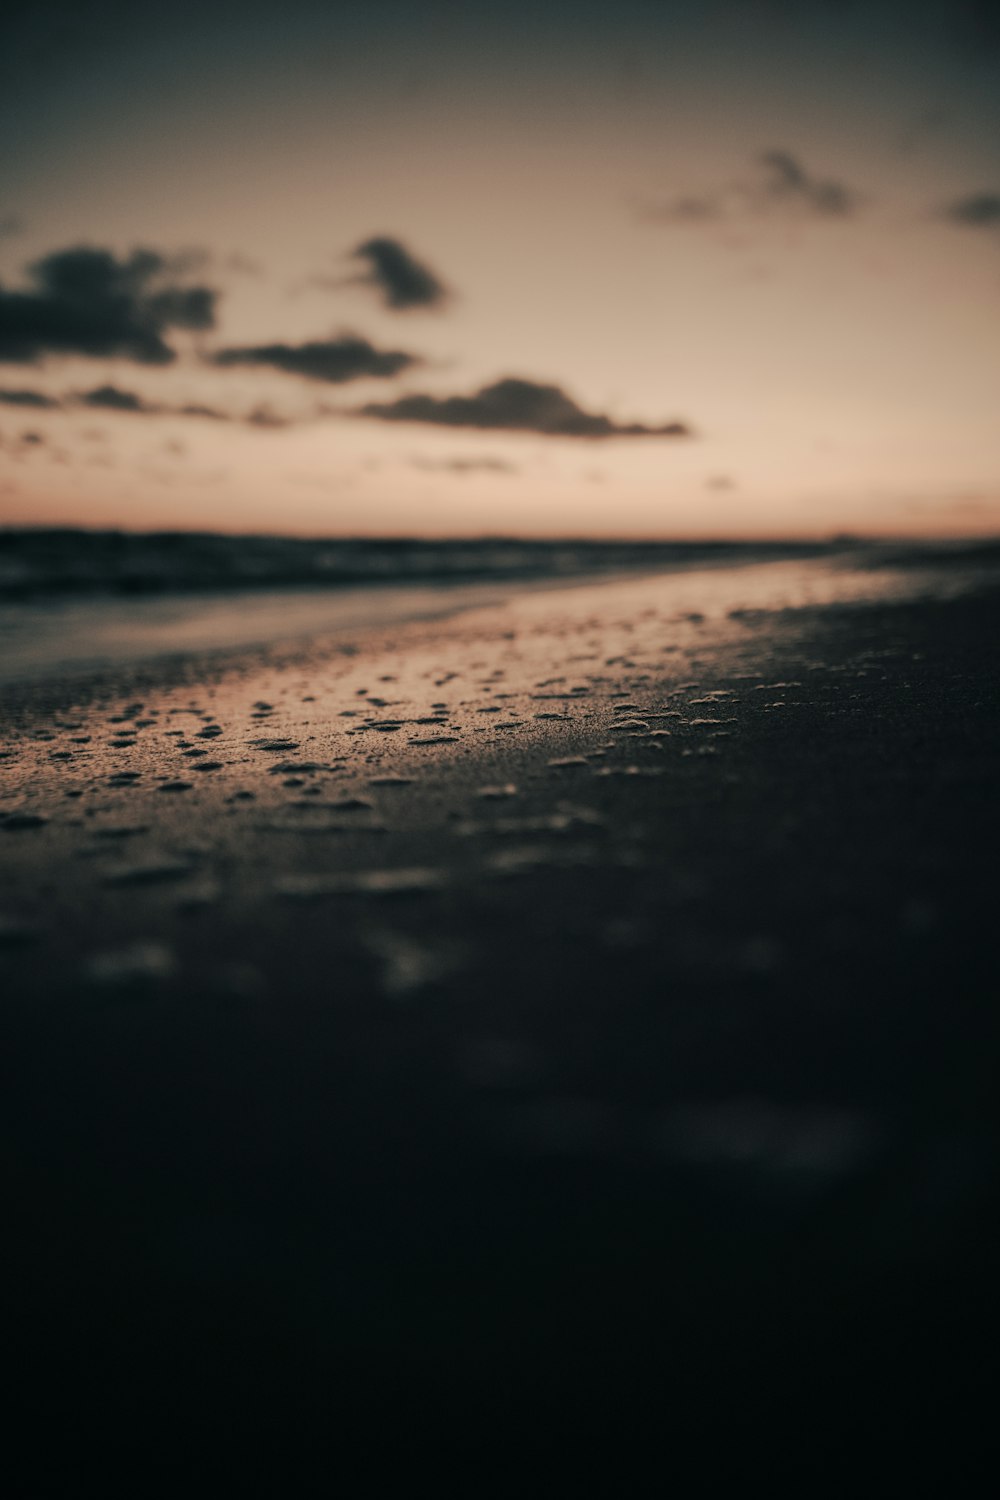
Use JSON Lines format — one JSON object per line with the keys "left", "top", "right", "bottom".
{"left": 1, "top": 2, "right": 998, "bottom": 538}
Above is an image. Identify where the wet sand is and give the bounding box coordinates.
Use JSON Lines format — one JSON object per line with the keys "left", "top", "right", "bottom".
{"left": 2, "top": 554, "right": 999, "bottom": 1486}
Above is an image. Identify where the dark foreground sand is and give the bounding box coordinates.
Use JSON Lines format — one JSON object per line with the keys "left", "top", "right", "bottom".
{"left": 2, "top": 554, "right": 999, "bottom": 1488}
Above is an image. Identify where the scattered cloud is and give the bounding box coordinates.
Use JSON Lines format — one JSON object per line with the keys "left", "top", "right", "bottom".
{"left": 941, "top": 192, "right": 1000, "bottom": 227}
{"left": 80, "top": 384, "right": 151, "bottom": 413}
{"left": 0, "top": 382, "right": 266, "bottom": 423}
{"left": 636, "top": 194, "right": 728, "bottom": 228}
{"left": 245, "top": 405, "right": 294, "bottom": 429}
{"left": 177, "top": 402, "right": 230, "bottom": 420}
{"left": 637, "top": 150, "right": 863, "bottom": 227}
{"left": 351, "top": 236, "right": 449, "bottom": 310}
{"left": 356, "top": 377, "right": 693, "bottom": 439}
{"left": 0, "top": 245, "right": 218, "bottom": 364}
{"left": 638, "top": 195, "right": 725, "bottom": 226}
{"left": 0, "top": 427, "right": 46, "bottom": 456}
{"left": 411, "top": 455, "right": 517, "bottom": 475}
{"left": 78, "top": 384, "right": 230, "bottom": 420}
{"left": 758, "top": 150, "right": 859, "bottom": 216}
{"left": 0, "top": 388, "right": 60, "bottom": 408}
{"left": 210, "top": 333, "right": 420, "bottom": 383}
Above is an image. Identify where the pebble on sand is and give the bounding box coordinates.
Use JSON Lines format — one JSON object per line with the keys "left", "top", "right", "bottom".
{"left": 84, "top": 942, "right": 177, "bottom": 986}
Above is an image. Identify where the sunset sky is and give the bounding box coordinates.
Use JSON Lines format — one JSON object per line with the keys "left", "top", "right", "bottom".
{"left": 1, "top": 0, "right": 998, "bottom": 539}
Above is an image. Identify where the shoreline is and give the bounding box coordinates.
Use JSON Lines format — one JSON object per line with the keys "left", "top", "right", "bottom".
{"left": 1, "top": 542, "right": 990, "bottom": 705}
{"left": 0, "top": 542, "right": 884, "bottom": 692}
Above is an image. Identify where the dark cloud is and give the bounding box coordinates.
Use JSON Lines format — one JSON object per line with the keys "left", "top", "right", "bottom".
{"left": 637, "top": 150, "right": 862, "bottom": 227}
{"left": 0, "top": 388, "right": 60, "bottom": 408}
{"left": 210, "top": 334, "right": 419, "bottom": 383}
{"left": 942, "top": 192, "right": 1000, "bottom": 227}
{"left": 0, "top": 245, "right": 218, "bottom": 364}
{"left": 356, "top": 378, "right": 692, "bottom": 439}
{"left": 80, "top": 384, "right": 150, "bottom": 412}
{"left": 351, "top": 237, "right": 448, "bottom": 310}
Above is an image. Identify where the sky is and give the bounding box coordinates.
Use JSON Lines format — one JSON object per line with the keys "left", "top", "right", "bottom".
{"left": 0, "top": 0, "right": 998, "bottom": 540}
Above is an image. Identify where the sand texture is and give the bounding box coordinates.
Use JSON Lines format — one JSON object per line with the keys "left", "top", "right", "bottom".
{"left": 2, "top": 553, "right": 999, "bottom": 1484}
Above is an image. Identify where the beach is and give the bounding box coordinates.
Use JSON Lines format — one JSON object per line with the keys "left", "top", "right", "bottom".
{"left": 3, "top": 547, "right": 998, "bottom": 1483}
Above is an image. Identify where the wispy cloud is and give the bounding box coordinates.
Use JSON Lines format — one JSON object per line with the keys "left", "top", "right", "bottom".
{"left": 637, "top": 150, "right": 863, "bottom": 227}
{"left": 410, "top": 455, "right": 518, "bottom": 475}
{"left": 758, "top": 150, "right": 860, "bottom": 217}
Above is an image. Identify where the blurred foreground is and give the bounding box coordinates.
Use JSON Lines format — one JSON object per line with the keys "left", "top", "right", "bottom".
{"left": 2, "top": 548, "right": 998, "bottom": 1487}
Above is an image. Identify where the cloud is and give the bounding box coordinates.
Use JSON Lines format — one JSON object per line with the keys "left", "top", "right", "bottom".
{"left": 411, "top": 455, "right": 517, "bottom": 474}
{"left": 758, "top": 150, "right": 860, "bottom": 216}
{"left": 356, "top": 377, "right": 693, "bottom": 438}
{"left": 0, "top": 214, "right": 22, "bottom": 238}
{"left": 637, "top": 195, "right": 725, "bottom": 226}
{"left": 75, "top": 386, "right": 299, "bottom": 427}
{"left": 245, "top": 405, "right": 293, "bottom": 429}
{"left": 942, "top": 192, "right": 1000, "bottom": 227}
{"left": 351, "top": 237, "right": 449, "bottom": 310}
{"left": 0, "top": 428, "right": 46, "bottom": 455}
{"left": 210, "top": 333, "right": 419, "bottom": 383}
{"left": 0, "top": 245, "right": 218, "bottom": 364}
{"left": 637, "top": 150, "right": 862, "bottom": 227}
{"left": 177, "top": 403, "right": 229, "bottom": 420}
{"left": 76, "top": 385, "right": 228, "bottom": 420}
{"left": 80, "top": 384, "right": 151, "bottom": 412}
{"left": 0, "top": 388, "right": 60, "bottom": 408}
